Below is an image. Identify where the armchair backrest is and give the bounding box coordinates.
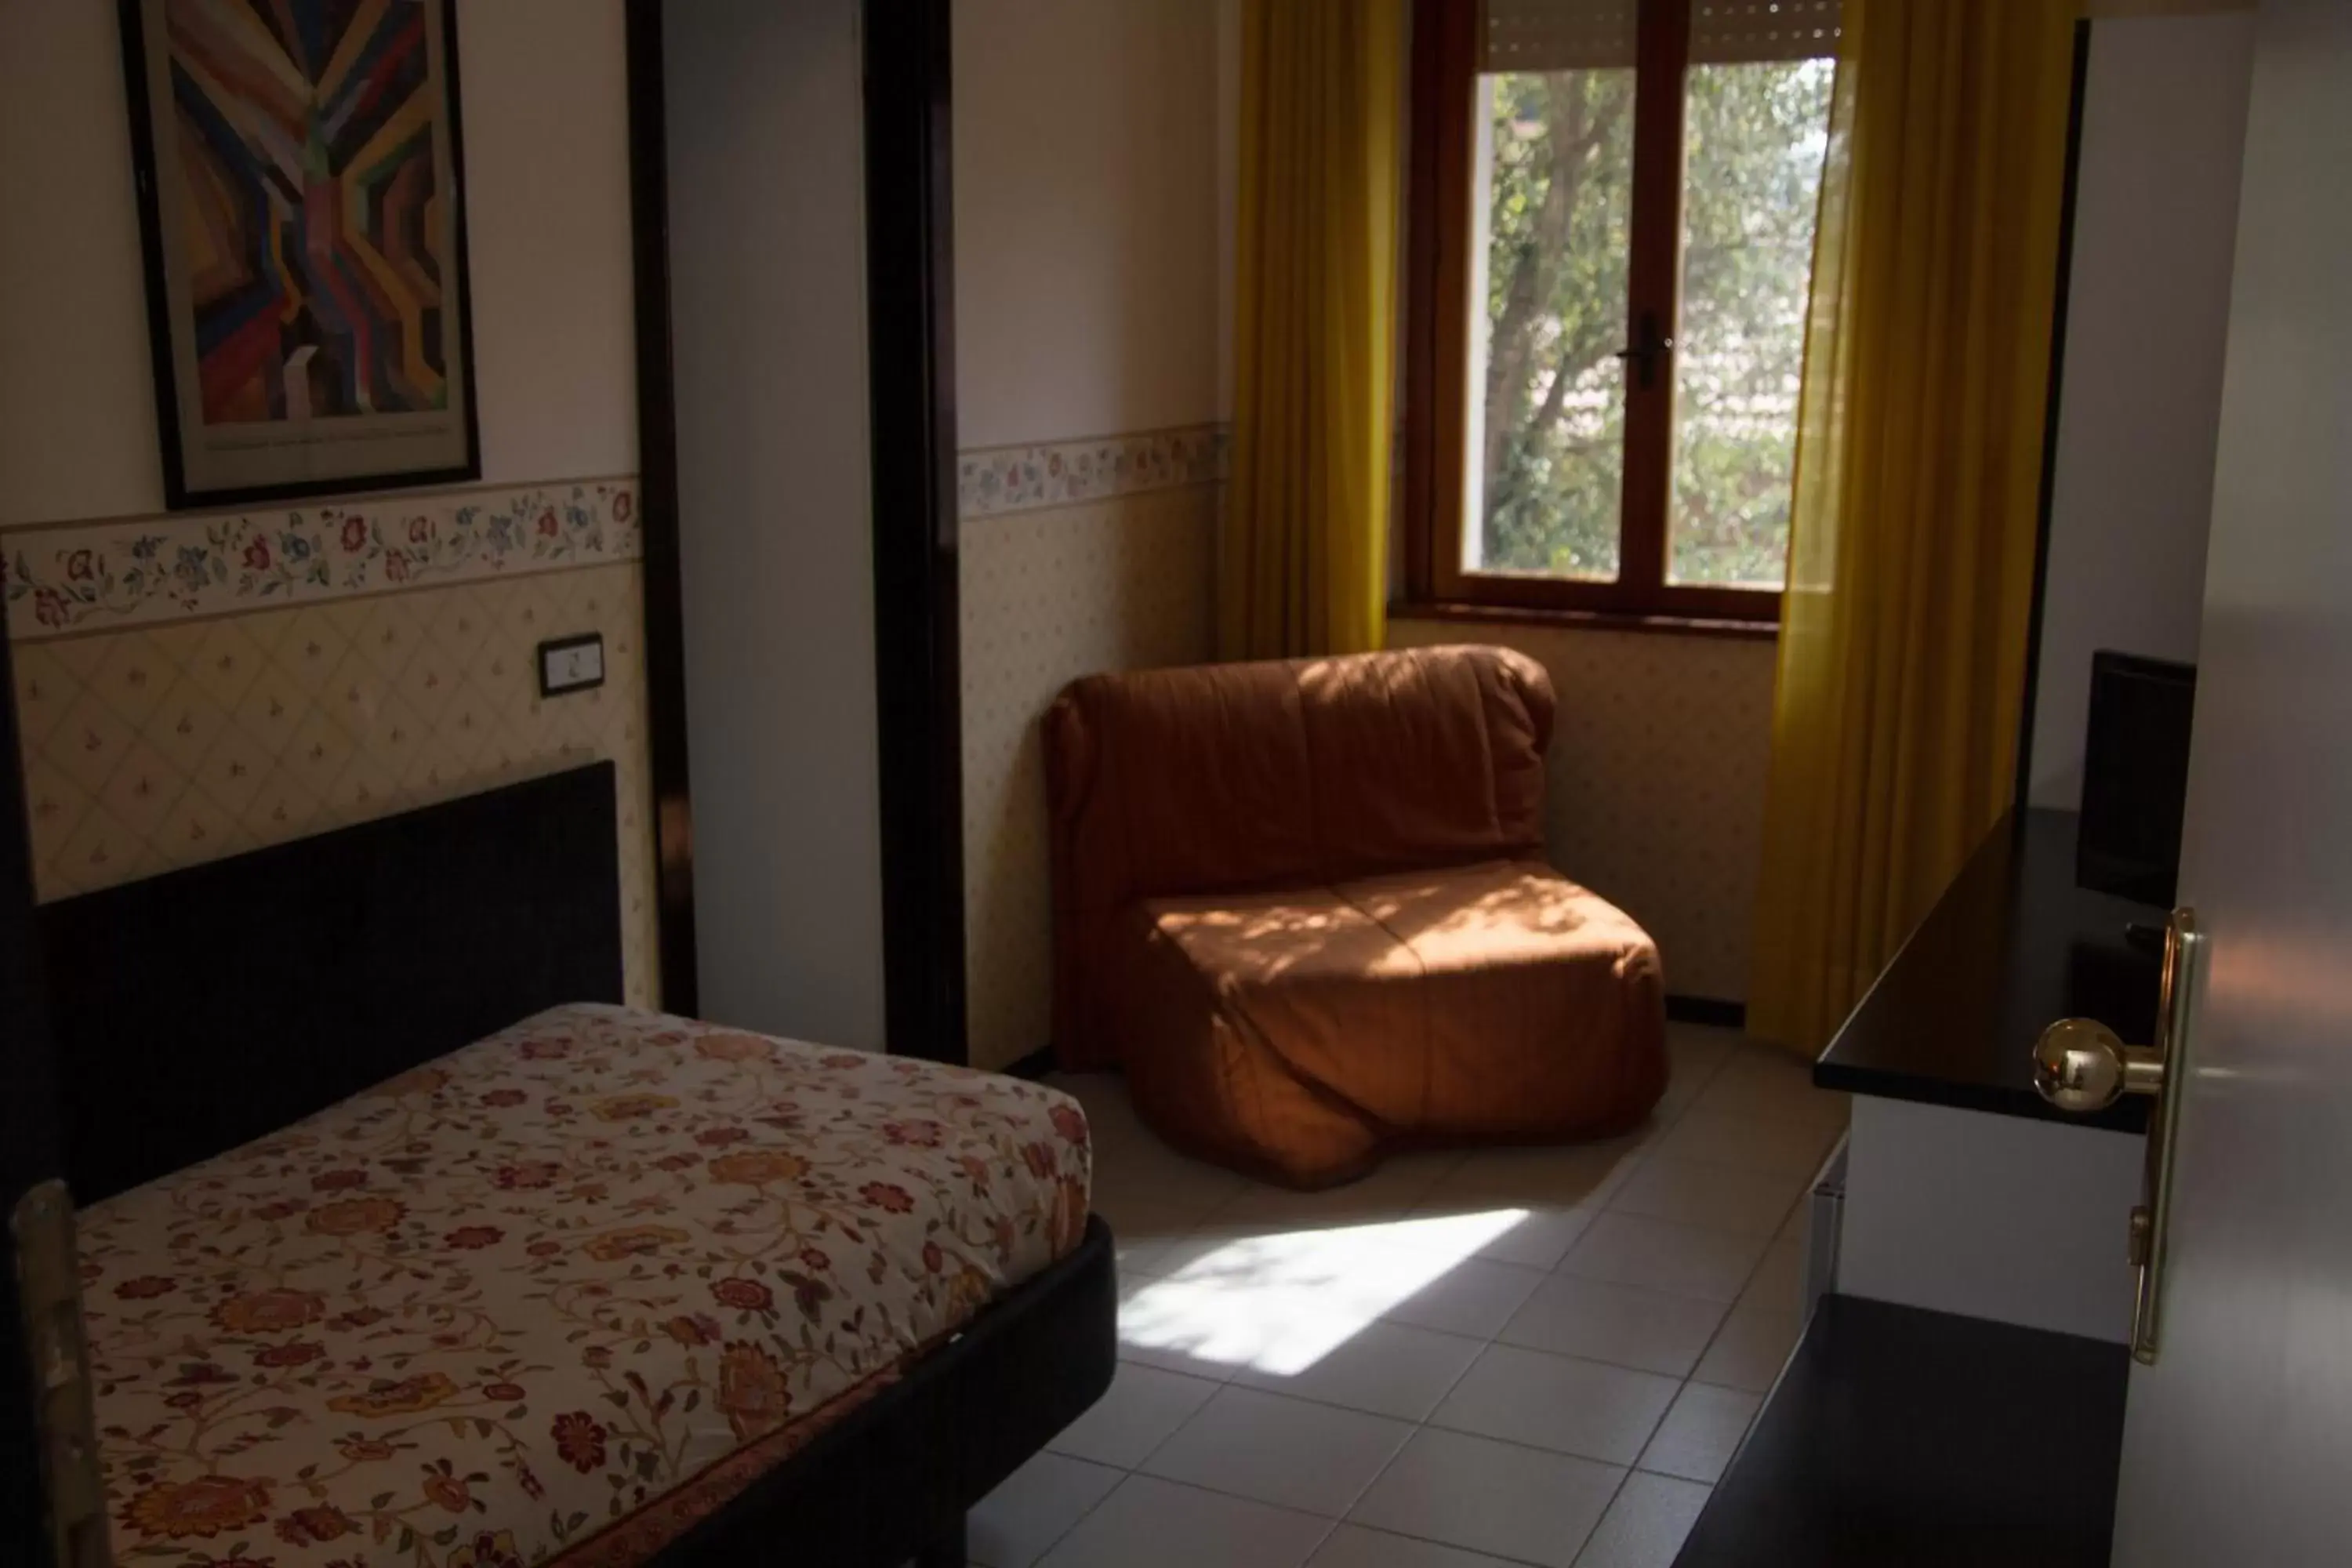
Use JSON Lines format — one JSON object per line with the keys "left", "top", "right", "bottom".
{"left": 1043, "top": 644, "right": 1555, "bottom": 1065}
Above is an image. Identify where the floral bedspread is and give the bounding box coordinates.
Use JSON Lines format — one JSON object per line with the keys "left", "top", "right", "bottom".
{"left": 79, "top": 1004, "right": 1092, "bottom": 1568}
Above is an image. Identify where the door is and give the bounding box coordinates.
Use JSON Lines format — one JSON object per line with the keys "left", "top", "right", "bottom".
{"left": 2107, "top": 2, "right": 2352, "bottom": 1560}
{"left": 0, "top": 614, "right": 83, "bottom": 1561}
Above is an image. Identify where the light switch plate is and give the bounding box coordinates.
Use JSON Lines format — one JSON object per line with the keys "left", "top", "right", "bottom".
{"left": 539, "top": 633, "right": 605, "bottom": 697}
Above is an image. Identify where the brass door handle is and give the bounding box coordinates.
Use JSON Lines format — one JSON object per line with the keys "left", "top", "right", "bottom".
{"left": 2030, "top": 908, "right": 2205, "bottom": 1364}
{"left": 2031, "top": 1018, "right": 2165, "bottom": 1112}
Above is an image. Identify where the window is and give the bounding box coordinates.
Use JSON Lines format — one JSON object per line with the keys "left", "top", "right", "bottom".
{"left": 1403, "top": 0, "right": 1838, "bottom": 625}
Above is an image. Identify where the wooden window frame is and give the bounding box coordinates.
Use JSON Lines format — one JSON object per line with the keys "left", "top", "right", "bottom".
{"left": 1401, "top": 0, "right": 1790, "bottom": 630}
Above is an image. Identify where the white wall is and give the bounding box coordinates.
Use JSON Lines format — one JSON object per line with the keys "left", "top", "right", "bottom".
{"left": 1840, "top": 1097, "right": 2145, "bottom": 1343}
{"left": 2025, "top": 14, "right": 2256, "bottom": 810}
{"left": 666, "top": 0, "right": 887, "bottom": 1049}
{"left": 953, "top": 0, "right": 1230, "bottom": 1066}
{"left": 0, "top": 0, "right": 638, "bottom": 528}
{"left": 953, "top": 0, "right": 1226, "bottom": 448}
{"left": 458, "top": 2, "right": 639, "bottom": 489}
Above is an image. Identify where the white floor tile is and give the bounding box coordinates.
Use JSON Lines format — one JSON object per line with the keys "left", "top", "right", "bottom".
{"left": 1349, "top": 1428, "right": 1624, "bottom": 1568}
{"left": 1423, "top": 1139, "right": 1649, "bottom": 1213}
{"left": 1655, "top": 1026, "right": 1736, "bottom": 1123}
{"left": 1094, "top": 1189, "right": 1239, "bottom": 1278}
{"left": 1234, "top": 1319, "right": 1486, "bottom": 1422}
{"left": 1499, "top": 1275, "right": 1729, "bottom": 1378}
{"left": 1038, "top": 1475, "right": 1331, "bottom": 1568}
{"left": 1045, "top": 1361, "right": 1221, "bottom": 1468}
{"left": 1380, "top": 1256, "right": 1548, "bottom": 1339}
{"left": 969, "top": 1451, "right": 1123, "bottom": 1568}
{"left": 1091, "top": 1171, "right": 1248, "bottom": 1236}
{"left": 1213, "top": 1152, "right": 1465, "bottom": 1228}
{"left": 1308, "top": 1523, "right": 1526, "bottom": 1567}
{"left": 1117, "top": 1211, "right": 1544, "bottom": 1377}
{"left": 1446, "top": 1204, "right": 1597, "bottom": 1270}
{"left": 1737, "top": 1237, "right": 1806, "bottom": 1318}
{"left": 1692, "top": 1305, "right": 1802, "bottom": 1394}
{"left": 1142, "top": 1385, "right": 1414, "bottom": 1517}
{"left": 1635, "top": 1381, "right": 1760, "bottom": 1485}
{"left": 1557, "top": 1213, "right": 1770, "bottom": 1301}
{"left": 1571, "top": 1472, "right": 1711, "bottom": 1568}
{"left": 1606, "top": 1156, "right": 1807, "bottom": 1237}
{"left": 1430, "top": 1345, "right": 1679, "bottom": 1466}
{"left": 1687, "top": 1047, "right": 1849, "bottom": 1129}
{"left": 1116, "top": 1235, "right": 1186, "bottom": 1280}
{"left": 1134, "top": 1215, "right": 1301, "bottom": 1280}
{"left": 1033, "top": 1067, "right": 1795, "bottom": 1568}
{"left": 1653, "top": 1109, "right": 1841, "bottom": 1179}
{"left": 1116, "top": 1269, "right": 1243, "bottom": 1381}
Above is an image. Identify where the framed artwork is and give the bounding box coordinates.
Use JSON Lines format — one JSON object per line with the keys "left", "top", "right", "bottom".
{"left": 118, "top": 0, "right": 480, "bottom": 510}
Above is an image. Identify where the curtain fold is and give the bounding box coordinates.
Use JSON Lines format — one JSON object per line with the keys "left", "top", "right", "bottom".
{"left": 1748, "top": 0, "right": 2079, "bottom": 1052}
{"left": 1221, "top": 0, "right": 1403, "bottom": 661}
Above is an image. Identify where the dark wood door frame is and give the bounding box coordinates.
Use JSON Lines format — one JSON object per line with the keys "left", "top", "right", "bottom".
{"left": 623, "top": 0, "right": 700, "bottom": 1020}
{"left": 0, "top": 591, "right": 68, "bottom": 1558}
{"left": 861, "top": 0, "right": 970, "bottom": 1068}
{"left": 2012, "top": 19, "right": 2096, "bottom": 815}
{"left": 623, "top": 0, "right": 968, "bottom": 1065}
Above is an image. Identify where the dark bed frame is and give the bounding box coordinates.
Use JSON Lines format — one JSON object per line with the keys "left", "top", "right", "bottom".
{"left": 37, "top": 763, "right": 1116, "bottom": 1566}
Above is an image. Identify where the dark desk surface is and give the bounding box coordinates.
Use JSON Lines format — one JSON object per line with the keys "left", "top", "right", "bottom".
{"left": 1813, "top": 808, "right": 2164, "bottom": 1135}
{"left": 1675, "top": 1294, "right": 2129, "bottom": 1567}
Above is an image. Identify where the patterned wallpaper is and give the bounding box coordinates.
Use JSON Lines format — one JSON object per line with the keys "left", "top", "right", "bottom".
{"left": 1389, "top": 617, "right": 1778, "bottom": 1002}
{"left": 5, "top": 482, "right": 659, "bottom": 1008}
{"left": 959, "top": 426, "right": 1225, "bottom": 520}
{"left": 959, "top": 448, "right": 1220, "bottom": 1070}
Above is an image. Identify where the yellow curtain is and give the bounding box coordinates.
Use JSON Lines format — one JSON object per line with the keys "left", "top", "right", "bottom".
{"left": 1221, "top": 0, "right": 1403, "bottom": 661}
{"left": 1748, "top": 0, "right": 2078, "bottom": 1053}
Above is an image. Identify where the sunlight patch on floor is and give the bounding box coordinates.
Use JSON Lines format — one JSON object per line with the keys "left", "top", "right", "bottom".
{"left": 1117, "top": 1208, "right": 1529, "bottom": 1375}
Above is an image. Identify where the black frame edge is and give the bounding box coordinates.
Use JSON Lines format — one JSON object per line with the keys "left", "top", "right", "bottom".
{"left": 862, "top": 0, "right": 970, "bottom": 1067}
{"left": 625, "top": 0, "right": 701, "bottom": 1018}
{"left": 2013, "top": 19, "right": 2095, "bottom": 816}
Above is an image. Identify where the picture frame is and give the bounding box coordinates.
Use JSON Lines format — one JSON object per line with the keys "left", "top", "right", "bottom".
{"left": 117, "top": 0, "right": 481, "bottom": 511}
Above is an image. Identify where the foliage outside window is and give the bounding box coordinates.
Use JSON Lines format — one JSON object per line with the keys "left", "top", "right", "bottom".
{"left": 1406, "top": 0, "right": 1838, "bottom": 626}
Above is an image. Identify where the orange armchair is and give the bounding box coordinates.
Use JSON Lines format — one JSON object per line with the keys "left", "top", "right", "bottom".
{"left": 1044, "top": 645, "right": 1667, "bottom": 1189}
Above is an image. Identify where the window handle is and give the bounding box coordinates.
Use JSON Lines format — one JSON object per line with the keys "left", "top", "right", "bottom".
{"left": 1613, "top": 312, "right": 1675, "bottom": 390}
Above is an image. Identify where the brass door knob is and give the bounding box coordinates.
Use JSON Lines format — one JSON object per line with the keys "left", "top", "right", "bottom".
{"left": 2032, "top": 1018, "right": 2165, "bottom": 1113}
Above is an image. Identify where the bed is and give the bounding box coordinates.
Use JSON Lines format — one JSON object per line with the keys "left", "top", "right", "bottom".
{"left": 38, "top": 763, "right": 1116, "bottom": 1567}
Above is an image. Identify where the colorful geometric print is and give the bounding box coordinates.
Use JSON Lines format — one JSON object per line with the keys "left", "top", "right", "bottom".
{"left": 166, "top": 0, "right": 453, "bottom": 426}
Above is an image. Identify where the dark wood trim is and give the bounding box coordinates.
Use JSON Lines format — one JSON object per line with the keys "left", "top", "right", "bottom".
{"left": 116, "top": 0, "right": 484, "bottom": 512}
{"left": 1402, "top": 0, "right": 1792, "bottom": 628}
{"left": 1617, "top": 0, "right": 1693, "bottom": 601}
{"left": 2014, "top": 20, "right": 2096, "bottom": 812}
{"left": 624, "top": 0, "right": 701, "bottom": 1018}
{"left": 1666, "top": 995, "right": 1748, "bottom": 1029}
{"left": 1391, "top": 598, "right": 1779, "bottom": 643}
{"left": 1000, "top": 1044, "right": 1060, "bottom": 1082}
{"left": 862, "top": 0, "right": 970, "bottom": 1068}
{"left": 1403, "top": 0, "right": 1479, "bottom": 604}
{"left": 0, "top": 585, "right": 67, "bottom": 1563}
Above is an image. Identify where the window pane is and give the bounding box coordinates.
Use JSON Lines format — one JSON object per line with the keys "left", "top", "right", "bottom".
{"left": 1467, "top": 68, "right": 1636, "bottom": 579}
{"left": 1668, "top": 58, "right": 1833, "bottom": 588}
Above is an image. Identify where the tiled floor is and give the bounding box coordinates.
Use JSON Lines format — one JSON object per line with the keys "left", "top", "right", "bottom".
{"left": 967, "top": 1023, "right": 1851, "bottom": 1568}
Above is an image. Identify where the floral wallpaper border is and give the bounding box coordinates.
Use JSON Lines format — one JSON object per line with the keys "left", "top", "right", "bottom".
{"left": 958, "top": 425, "right": 1227, "bottom": 521}
{"left": 5, "top": 480, "right": 641, "bottom": 642}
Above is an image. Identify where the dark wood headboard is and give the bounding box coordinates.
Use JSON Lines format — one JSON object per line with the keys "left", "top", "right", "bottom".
{"left": 38, "top": 762, "right": 624, "bottom": 1203}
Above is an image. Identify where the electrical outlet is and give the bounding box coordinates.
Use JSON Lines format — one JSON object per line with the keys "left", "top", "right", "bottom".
{"left": 538, "top": 633, "right": 605, "bottom": 697}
